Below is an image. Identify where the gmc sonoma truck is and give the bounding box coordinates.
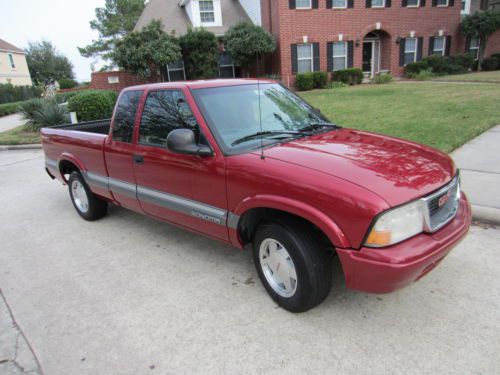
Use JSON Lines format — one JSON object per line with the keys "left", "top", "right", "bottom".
{"left": 41, "top": 79, "right": 471, "bottom": 312}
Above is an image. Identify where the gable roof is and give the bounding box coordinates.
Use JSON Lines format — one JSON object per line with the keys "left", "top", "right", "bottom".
{"left": 135, "top": 0, "right": 251, "bottom": 37}
{"left": 0, "top": 39, "right": 25, "bottom": 54}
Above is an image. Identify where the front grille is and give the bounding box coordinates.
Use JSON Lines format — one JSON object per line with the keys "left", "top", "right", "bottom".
{"left": 422, "top": 173, "right": 461, "bottom": 232}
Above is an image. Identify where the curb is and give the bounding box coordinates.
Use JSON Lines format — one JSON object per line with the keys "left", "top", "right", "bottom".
{"left": 471, "top": 204, "right": 500, "bottom": 226}
{"left": 0, "top": 144, "right": 42, "bottom": 151}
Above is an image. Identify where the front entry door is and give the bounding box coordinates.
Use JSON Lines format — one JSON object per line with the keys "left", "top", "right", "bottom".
{"left": 362, "top": 42, "right": 373, "bottom": 76}
{"left": 132, "top": 88, "right": 229, "bottom": 241}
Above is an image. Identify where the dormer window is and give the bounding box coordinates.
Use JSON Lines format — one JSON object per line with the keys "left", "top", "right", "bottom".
{"left": 200, "top": 0, "right": 215, "bottom": 23}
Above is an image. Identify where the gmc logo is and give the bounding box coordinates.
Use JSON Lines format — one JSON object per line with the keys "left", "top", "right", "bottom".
{"left": 438, "top": 192, "right": 451, "bottom": 207}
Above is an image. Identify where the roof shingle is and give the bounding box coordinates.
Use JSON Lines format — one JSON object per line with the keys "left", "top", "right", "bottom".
{"left": 0, "top": 39, "right": 25, "bottom": 54}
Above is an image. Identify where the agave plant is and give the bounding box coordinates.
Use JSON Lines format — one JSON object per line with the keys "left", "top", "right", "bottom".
{"left": 20, "top": 99, "right": 69, "bottom": 131}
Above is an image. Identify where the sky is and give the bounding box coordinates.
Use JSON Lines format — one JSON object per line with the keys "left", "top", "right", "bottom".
{"left": 0, "top": 0, "right": 107, "bottom": 82}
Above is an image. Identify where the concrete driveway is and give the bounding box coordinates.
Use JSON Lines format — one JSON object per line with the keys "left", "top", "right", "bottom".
{"left": 1, "top": 150, "right": 499, "bottom": 375}
{"left": 0, "top": 114, "right": 25, "bottom": 133}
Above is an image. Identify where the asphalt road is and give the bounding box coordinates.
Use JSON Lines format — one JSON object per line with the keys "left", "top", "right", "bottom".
{"left": 1, "top": 150, "right": 499, "bottom": 375}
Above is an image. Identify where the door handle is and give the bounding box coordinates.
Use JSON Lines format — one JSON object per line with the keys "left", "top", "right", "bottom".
{"left": 133, "top": 154, "right": 144, "bottom": 164}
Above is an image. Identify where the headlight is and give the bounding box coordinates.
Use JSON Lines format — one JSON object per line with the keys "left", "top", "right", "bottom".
{"left": 365, "top": 200, "right": 425, "bottom": 248}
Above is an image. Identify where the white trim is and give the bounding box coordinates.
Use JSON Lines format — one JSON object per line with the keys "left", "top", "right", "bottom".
{"left": 167, "top": 61, "right": 186, "bottom": 81}
{"left": 296, "top": 0, "right": 313, "bottom": 9}
{"left": 332, "top": 42, "right": 348, "bottom": 72}
{"left": 406, "top": 0, "right": 420, "bottom": 7}
{"left": 297, "top": 43, "right": 314, "bottom": 73}
{"left": 363, "top": 39, "right": 381, "bottom": 78}
{"left": 404, "top": 37, "right": 418, "bottom": 65}
{"left": 0, "top": 49, "right": 25, "bottom": 55}
{"left": 469, "top": 37, "right": 480, "bottom": 60}
{"left": 331, "top": 0, "right": 347, "bottom": 8}
{"left": 432, "top": 36, "right": 446, "bottom": 56}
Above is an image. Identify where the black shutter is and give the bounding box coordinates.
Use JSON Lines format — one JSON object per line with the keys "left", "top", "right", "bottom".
{"left": 420, "top": 0, "right": 426, "bottom": 6}
{"left": 399, "top": 38, "right": 406, "bottom": 66}
{"left": 428, "top": 37, "right": 435, "bottom": 55}
{"left": 347, "top": 41, "right": 354, "bottom": 68}
{"left": 449, "top": 0, "right": 454, "bottom": 6}
{"left": 312, "top": 0, "right": 319, "bottom": 8}
{"left": 417, "top": 37, "right": 423, "bottom": 61}
{"left": 402, "top": 0, "right": 408, "bottom": 6}
{"left": 445, "top": 36, "right": 451, "bottom": 56}
{"left": 291, "top": 44, "right": 298, "bottom": 74}
{"left": 348, "top": 0, "right": 355, "bottom": 7}
{"left": 386, "top": 0, "right": 391, "bottom": 6}
{"left": 327, "top": 0, "right": 333, "bottom": 7}
{"left": 366, "top": 0, "right": 372, "bottom": 7}
{"left": 289, "top": 0, "right": 296, "bottom": 9}
{"left": 313, "top": 43, "right": 320, "bottom": 72}
{"left": 327, "top": 42, "right": 333, "bottom": 72}
{"left": 432, "top": 0, "right": 437, "bottom": 6}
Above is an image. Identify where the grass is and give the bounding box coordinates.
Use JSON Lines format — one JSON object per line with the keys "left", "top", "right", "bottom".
{"left": 432, "top": 70, "right": 500, "bottom": 83}
{"left": 300, "top": 81, "right": 500, "bottom": 153}
{"left": 0, "top": 125, "right": 40, "bottom": 145}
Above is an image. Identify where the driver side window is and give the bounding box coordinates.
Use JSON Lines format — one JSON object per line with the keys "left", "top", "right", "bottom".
{"left": 139, "top": 90, "right": 199, "bottom": 147}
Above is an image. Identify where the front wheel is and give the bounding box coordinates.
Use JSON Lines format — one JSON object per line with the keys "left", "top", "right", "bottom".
{"left": 252, "top": 218, "right": 332, "bottom": 313}
{"left": 68, "top": 172, "right": 107, "bottom": 221}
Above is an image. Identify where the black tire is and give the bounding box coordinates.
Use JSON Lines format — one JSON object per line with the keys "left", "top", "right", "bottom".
{"left": 68, "top": 172, "right": 107, "bottom": 221}
{"left": 252, "top": 217, "right": 332, "bottom": 313}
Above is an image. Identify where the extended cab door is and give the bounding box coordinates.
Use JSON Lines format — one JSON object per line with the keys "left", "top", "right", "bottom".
{"left": 104, "top": 90, "right": 144, "bottom": 213}
{"left": 132, "top": 88, "right": 228, "bottom": 241}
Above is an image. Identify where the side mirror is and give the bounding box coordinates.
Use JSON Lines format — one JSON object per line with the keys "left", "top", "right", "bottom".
{"left": 167, "top": 128, "right": 213, "bottom": 156}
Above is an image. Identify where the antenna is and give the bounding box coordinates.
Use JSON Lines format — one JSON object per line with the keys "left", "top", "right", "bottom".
{"left": 257, "top": 55, "right": 265, "bottom": 160}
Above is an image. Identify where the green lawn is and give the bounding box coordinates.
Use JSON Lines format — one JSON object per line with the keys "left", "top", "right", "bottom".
{"left": 432, "top": 70, "right": 500, "bottom": 83}
{"left": 300, "top": 82, "right": 500, "bottom": 153}
{"left": 0, "top": 125, "right": 40, "bottom": 145}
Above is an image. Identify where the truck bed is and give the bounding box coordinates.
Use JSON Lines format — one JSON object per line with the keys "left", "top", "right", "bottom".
{"left": 41, "top": 119, "right": 112, "bottom": 181}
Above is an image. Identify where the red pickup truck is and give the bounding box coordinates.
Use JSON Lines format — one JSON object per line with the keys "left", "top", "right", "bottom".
{"left": 42, "top": 79, "right": 471, "bottom": 312}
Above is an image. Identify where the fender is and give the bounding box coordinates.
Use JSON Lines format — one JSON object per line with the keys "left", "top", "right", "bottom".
{"left": 56, "top": 152, "right": 88, "bottom": 182}
{"left": 232, "top": 194, "right": 351, "bottom": 249}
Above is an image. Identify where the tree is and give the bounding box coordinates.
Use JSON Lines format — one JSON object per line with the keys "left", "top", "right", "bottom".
{"left": 461, "top": 10, "right": 500, "bottom": 71}
{"left": 25, "top": 41, "right": 75, "bottom": 87}
{"left": 179, "top": 29, "right": 219, "bottom": 79}
{"left": 224, "top": 22, "right": 276, "bottom": 74}
{"left": 112, "top": 21, "right": 181, "bottom": 79}
{"left": 78, "top": 0, "right": 146, "bottom": 61}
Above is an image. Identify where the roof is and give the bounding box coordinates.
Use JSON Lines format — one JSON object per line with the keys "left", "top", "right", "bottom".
{"left": 0, "top": 39, "right": 24, "bottom": 54}
{"left": 123, "top": 78, "right": 276, "bottom": 92}
{"left": 135, "top": 0, "right": 251, "bottom": 36}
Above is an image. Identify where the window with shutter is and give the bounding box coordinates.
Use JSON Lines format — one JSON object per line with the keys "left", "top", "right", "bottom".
{"left": 332, "top": 0, "right": 348, "bottom": 7}
{"left": 404, "top": 38, "right": 417, "bottom": 65}
{"left": 371, "top": 0, "right": 385, "bottom": 6}
{"left": 432, "top": 37, "right": 445, "bottom": 56}
{"left": 296, "top": 0, "right": 312, "bottom": 8}
{"left": 469, "top": 37, "right": 480, "bottom": 60}
{"left": 406, "top": 0, "right": 420, "bottom": 6}
{"left": 297, "top": 44, "right": 314, "bottom": 73}
{"left": 436, "top": 0, "right": 448, "bottom": 5}
{"left": 332, "top": 42, "right": 348, "bottom": 71}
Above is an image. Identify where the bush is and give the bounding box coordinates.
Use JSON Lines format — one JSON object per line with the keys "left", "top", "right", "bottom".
{"left": 0, "top": 84, "right": 42, "bottom": 104}
{"left": 58, "top": 79, "right": 78, "bottom": 90}
{"left": 371, "top": 73, "right": 393, "bottom": 84}
{"left": 20, "top": 99, "right": 69, "bottom": 131}
{"left": 331, "top": 68, "right": 363, "bottom": 85}
{"left": 405, "top": 54, "right": 475, "bottom": 78}
{"left": 404, "top": 60, "right": 429, "bottom": 76}
{"left": 55, "top": 91, "right": 80, "bottom": 104}
{"left": 68, "top": 90, "right": 118, "bottom": 121}
{"left": 179, "top": 29, "right": 219, "bottom": 79}
{"left": 311, "top": 72, "right": 328, "bottom": 89}
{"left": 448, "top": 53, "right": 475, "bottom": 71}
{"left": 481, "top": 56, "right": 500, "bottom": 71}
{"left": 295, "top": 73, "right": 315, "bottom": 91}
{"left": 414, "top": 69, "right": 435, "bottom": 81}
{"left": 0, "top": 102, "right": 21, "bottom": 117}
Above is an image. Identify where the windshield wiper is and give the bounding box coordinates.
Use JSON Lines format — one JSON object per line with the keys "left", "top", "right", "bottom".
{"left": 231, "top": 130, "right": 301, "bottom": 146}
{"left": 299, "top": 123, "right": 339, "bottom": 133}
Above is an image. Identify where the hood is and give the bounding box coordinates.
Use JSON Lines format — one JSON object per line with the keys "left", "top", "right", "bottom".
{"left": 257, "top": 129, "right": 456, "bottom": 207}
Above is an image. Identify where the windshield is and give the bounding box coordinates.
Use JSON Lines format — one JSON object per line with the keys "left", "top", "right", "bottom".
{"left": 191, "top": 83, "right": 332, "bottom": 154}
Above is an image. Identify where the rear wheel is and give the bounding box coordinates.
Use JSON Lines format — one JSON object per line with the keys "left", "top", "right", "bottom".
{"left": 68, "top": 172, "right": 107, "bottom": 221}
{"left": 252, "top": 218, "right": 332, "bottom": 313}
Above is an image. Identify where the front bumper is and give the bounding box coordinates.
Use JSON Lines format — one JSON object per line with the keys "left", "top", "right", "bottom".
{"left": 337, "top": 193, "right": 472, "bottom": 294}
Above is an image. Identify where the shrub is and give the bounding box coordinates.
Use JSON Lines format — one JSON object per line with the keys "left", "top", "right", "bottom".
{"left": 491, "top": 53, "right": 500, "bottom": 61}
{"left": 371, "top": 73, "right": 393, "bottom": 84}
{"left": 404, "top": 60, "right": 429, "bottom": 77}
{"left": 0, "top": 84, "right": 42, "bottom": 104}
{"left": 414, "top": 69, "right": 435, "bottom": 81}
{"left": 20, "top": 99, "right": 69, "bottom": 131}
{"left": 326, "top": 81, "right": 348, "bottom": 89}
{"left": 179, "top": 29, "right": 219, "bottom": 79}
{"left": 481, "top": 56, "right": 500, "bottom": 71}
{"left": 331, "top": 68, "right": 363, "bottom": 85}
{"left": 0, "top": 102, "right": 21, "bottom": 117}
{"left": 311, "top": 72, "right": 328, "bottom": 89}
{"left": 68, "top": 90, "right": 118, "bottom": 121}
{"left": 58, "top": 79, "right": 78, "bottom": 90}
{"left": 295, "top": 73, "right": 315, "bottom": 91}
{"left": 55, "top": 91, "right": 80, "bottom": 104}
{"left": 404, "top": 54, "right": 475, "bottom": 78}
{"left": 448, "top": 53, "right": 475, "bottom": 71}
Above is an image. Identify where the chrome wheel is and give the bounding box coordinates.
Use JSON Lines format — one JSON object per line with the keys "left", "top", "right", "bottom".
{"left": 71, "top": 180, "right": 89, "bottom": 213}
{"left": 259, "top": 238, "right": 297, "bottom": 298}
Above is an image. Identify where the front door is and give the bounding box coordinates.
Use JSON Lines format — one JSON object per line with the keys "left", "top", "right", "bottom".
{"left": 132, "top": 88, "right": 229, "bottom": 241}
{"left": 362, "top": 42, "right": 373, "bottom": 76}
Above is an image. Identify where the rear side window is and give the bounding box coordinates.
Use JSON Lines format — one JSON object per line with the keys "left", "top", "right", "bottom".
{"left": 139, "top": 90, "right": 198, "bottom": 147}
{"left": 112, "top": 90, "right": 143, "bottom": 143}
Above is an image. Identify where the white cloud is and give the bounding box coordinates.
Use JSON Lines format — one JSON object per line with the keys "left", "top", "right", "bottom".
{"left": 0, "top": 0, "right": 108, "bottom": 82}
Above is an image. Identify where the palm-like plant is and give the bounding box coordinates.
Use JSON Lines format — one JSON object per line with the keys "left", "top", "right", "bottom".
{"left": 20, "top": 99, "right": 69, "bottom": 131}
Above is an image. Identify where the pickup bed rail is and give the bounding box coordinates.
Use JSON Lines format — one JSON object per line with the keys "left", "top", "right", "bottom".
{"left": 53, "top": 119, "right": 111, "bottom": 135}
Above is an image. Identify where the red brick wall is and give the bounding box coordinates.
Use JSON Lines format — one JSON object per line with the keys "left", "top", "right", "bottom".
{"left": 87, "top": 71, "right": 157, "bottom": 93}
{"left": 261, "top": 0, "right": 462, "bottom": 86}
{"left": 485, "top": 29, "right": 500, "bottom": 57}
